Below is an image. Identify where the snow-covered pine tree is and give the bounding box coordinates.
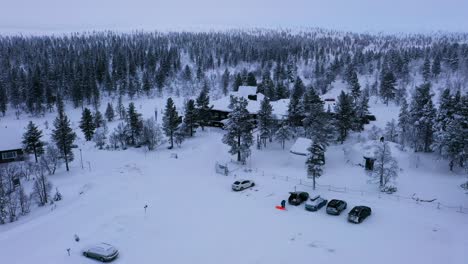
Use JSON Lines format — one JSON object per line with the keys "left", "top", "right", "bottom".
{"left": 306, "top": 141, "right": 325, "bottom": 190}
{"left": 432, "top": 55, "right": 441, "bottom": 78}
{"left": 334, "top": 91, "right": 355, "bottom": 143}
{"left": 174, "top": 124, "right": 187, "bottom": 147}
{"left": 275, "top": 81, "right": 289, "bottom": 99}
{"left": 246, "top": 72, "right": 257, "bottom": 86}
{"left": 275, "top": 122, "right": 293, "bottom": 150}
{"left": 22, "top": 121, "right": 45, "bottom": 162}
{"left": 348, "top": 69, "right": 361, "bottom": 102}
{"left": 380, "top": 71, "right": 396, "bottom": 105}
{"left": 422, "top": 57, "right": 431, "bottom": 82}
{"left": 126, "top": 102, "right": 143, "bottom": 146}
{"left": 371, "top": 141, "right": 398, "bottom": 189}
{"left": 162, "top": 98, "right": 180, "bottom": 149}
{"left": 0, "top": 81, "right": 6, "bottom": 116}
{"left": 196, "top": 86, "right": 211, "bottom": 131}
{"left": 94, "top": 110, "right": 105, "bottom": 129}
{"left": 354, "top": 92, "right": 370, "bottom": 132}
{"left": 52, "top": 107, "right": 76, "bottom": 171}
{"left": 397, "top": 98, "right": 410, "bottom": 148}
{"left": 409, "top": 83, "right": 436, "bottom": 152}
{"left": 233, "top": 73, "right": 243, "bottom": 92}
{"left": 222, "top": 96, "right": 254, "bottom": 163}
{"left": 433, "top": 92, "right": 467, "bottom": 170}
{"left": 302, "top": 87, "right": 333, "bottom": 149}
{"left": 257, "top": 97, "right": 274, "bottom": 147}
{"left": 385, "top": 119, "right": 398, "bottom": 143}
{"left": 79, "top": 108, "right": 95, "bottom": 141}
{"left": 92, "top": 127, "right": 108, "bottom": 149}
{"left": 287, "top": 83, "right": 304, "bottom": 128}
{"left": 221, "top": 69, "right": 230, "bottom": 95}
{"left": 117, "top": 95, "right": 126, "bottom": 120}
{"left": 105, "top": 102, "right": 115, "bottom": 122}
{"left": 183, "top": 99, "right": 197, "bottom": 137}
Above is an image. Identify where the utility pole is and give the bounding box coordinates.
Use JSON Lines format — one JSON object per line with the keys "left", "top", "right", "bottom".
{"left": 79, "top": 149, "right": 84, "bottom": 169}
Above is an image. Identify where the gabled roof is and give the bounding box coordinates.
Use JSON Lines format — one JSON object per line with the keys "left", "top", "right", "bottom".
{"left": 289, "top": 137, "right": 312, "bottom": 156}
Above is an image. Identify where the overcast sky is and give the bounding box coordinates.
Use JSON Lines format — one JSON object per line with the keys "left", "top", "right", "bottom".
{"left": 1, "top": 0, "right": 467, "bottom": 34}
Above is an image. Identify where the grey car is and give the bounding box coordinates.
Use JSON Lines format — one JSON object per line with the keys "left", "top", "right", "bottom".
{"left": 83, "top": 243, "right": 119, "bottom": 262}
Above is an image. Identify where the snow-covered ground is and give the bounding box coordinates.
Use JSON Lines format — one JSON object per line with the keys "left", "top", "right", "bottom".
{"left": 0, "top": 95, "right": 467, "bottom": 264}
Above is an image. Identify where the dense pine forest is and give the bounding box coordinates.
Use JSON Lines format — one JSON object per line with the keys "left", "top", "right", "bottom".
{"left": 0, "top": 29, "right": 467, "bottom": 171}
{"left": 0, "top": 30, "right": 467, "bottom": 114}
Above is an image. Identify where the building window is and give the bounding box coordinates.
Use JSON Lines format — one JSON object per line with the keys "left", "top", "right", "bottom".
{"left": 1, "top": 151, "right": 17, "bottom": 160}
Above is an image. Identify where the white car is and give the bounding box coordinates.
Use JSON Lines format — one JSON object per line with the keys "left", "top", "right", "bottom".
{"left": 83, "top": 243, "right": 119, "bottom": 262}
{"left": 232, "top": 179, "right": 255, "bottom": 191}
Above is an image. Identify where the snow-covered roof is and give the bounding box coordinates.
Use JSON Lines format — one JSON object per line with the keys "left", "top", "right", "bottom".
{"left": 289, "top": 137, "right": 312, "bottom": 156}
{"left": 237, "top": 86, "right": 257, "bottom": 97}
{"left": 211, "top": 88, "right": 289, "bottom": 118}
{"left": 0, "top": 125, "right": 23, "bottom": 150}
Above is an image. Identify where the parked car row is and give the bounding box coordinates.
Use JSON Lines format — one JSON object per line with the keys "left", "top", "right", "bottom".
{"left": 230, "top": 182, "right": 372, "bottom": 224}
{"left": 287, "top": 192, "right": 372, "bottom": 223}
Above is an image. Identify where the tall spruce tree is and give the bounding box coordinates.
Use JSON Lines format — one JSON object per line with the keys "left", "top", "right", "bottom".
{"left": 222, "top": 96, "right": 254, "bottom": 163}
{"left": 432, "top": 55, "right": 441, "bottom": 78}
{"left": 221, "top": 69, "right": 230, "bottom": 95}
{"left": 275, "top": 122, "right": 293, "bottom": 150}
{"left": 306, "top": 141, "right": 325, "bottom": 190}
{"left": 94, "top": 110, "right": 105, "bottom": 129}
{"left": 257, "top": 97, "right": 274, "bottom": 147}
{"left": 105, "top": 102, "right": 115, "bottom": 122}
{"left": 79, "top": 108, "right": 95, "bottom": 141}
{"left": 348, "top": 70, "right": 361, "bottom": 101}
{"left": 354, "top": 93, "right": 370, "bottom": 132}
{"left": 162, "top": 98, "right": 180, "bottom": 149}
{"left": 398, "top": 98, "right": 410, "bottom": 148}
{"left": 22, "top": 121, "right": 45, "bottom": 162}
{"left": 246, "top": 72, "right": 257, "bottom": 86}
{"left": 433, "top": 91, "right": 467, "bottom": 170}
{"left": 380, "top": 71, "right": 396, "bottom": 105}
{"left": 422, "top": 57, "right": 431, "bottom": 82}
{"left": 195, "top": 86, "right": 211, "bottom": 131}
{"left": 52, "top": 108, "right": 76, "bottom": 172}
{"left": 409, "top": 83, "right": 436, "bottom": 152}
{"left": 334, "top": 91, "right": 355, "bottom": 143}
{"left": 183, "top": 99, "right": 197, "bottom": 137}
{"left": 127, "top": 102, "right": 143, "bottom": 146}
{"left": 233, "top": 73, "right": 243, "bottom": 92}
{"left": 303, "top": 88, "right": 332, "bottom": 149}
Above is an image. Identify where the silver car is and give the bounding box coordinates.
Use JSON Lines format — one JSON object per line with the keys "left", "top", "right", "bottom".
{"left": 83, "top": 243, "right": 119, "bottom": 262}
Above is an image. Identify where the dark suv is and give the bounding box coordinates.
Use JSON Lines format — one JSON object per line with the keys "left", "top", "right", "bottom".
{"left": 348, "top": 206, "right": 372, "bottom": 223}
{"left": 288, "top": 191, "right": 309, "bottom": 206}
{"left": 326, "top": 199, "right": 347, "bottom": 215}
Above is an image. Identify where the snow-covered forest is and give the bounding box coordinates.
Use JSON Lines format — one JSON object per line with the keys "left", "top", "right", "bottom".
{"left": 0, "top": 28, "right": 467, "bottom": 264}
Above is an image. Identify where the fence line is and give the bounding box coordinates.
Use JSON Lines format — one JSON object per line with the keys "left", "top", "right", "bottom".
{"left": 234, "top": 167, "right": 468, "bottom": 214}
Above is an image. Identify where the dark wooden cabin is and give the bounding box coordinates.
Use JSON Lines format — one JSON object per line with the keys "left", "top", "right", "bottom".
{"left": 0, "top": 148, "right": 25, "bottom": 164}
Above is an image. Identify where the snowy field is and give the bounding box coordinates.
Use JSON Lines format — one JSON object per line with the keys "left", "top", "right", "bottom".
{"left": 0, "top": 96, "right": 467, "bottom": 264}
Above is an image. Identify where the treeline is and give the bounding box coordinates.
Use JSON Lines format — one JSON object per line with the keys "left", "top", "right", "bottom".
{"left": 0, "top": 30, "right": 467, "bottom": 117}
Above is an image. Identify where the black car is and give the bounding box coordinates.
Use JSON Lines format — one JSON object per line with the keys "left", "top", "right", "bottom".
{"left": 288, "top": 191, "right": 309, "bottom": 206}
{"left": 348, "top": 206, "right": 372, "bottom": 223}
{"left": 326, "top": 199, "right": 347, "bottom": 215}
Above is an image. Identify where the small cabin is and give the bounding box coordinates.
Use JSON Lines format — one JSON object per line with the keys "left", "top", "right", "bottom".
{"left": 0, "top": 148, "right": 25, "bottom": 164}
